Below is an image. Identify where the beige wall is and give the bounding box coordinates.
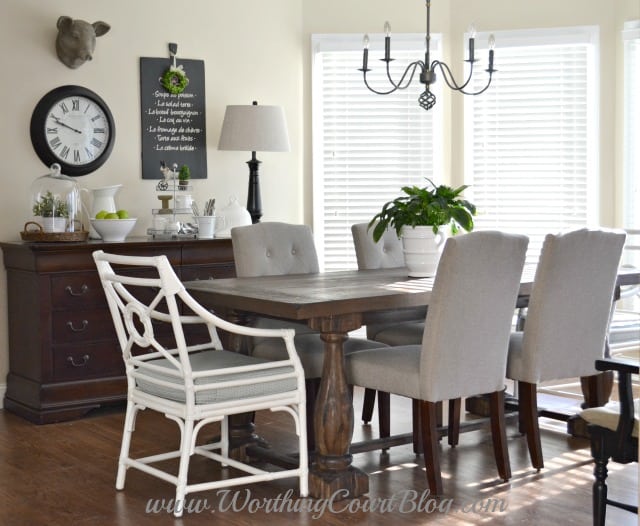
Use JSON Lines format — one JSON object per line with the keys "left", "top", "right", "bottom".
{"left": 0, "top": 0, "right": 637, "bottom": 397}
{"left": 0, "top": 0, "right": 305, "bottom": 392}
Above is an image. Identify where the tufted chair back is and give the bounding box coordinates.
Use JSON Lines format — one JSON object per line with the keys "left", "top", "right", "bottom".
{"left": 232, "top": 222, "right": 319, "bottom": 278}
{"left": 351, "top": 222, "right": 425, "bottom": 345}
{"left": 352, "top": 222, "right": 405, "bottom": 270}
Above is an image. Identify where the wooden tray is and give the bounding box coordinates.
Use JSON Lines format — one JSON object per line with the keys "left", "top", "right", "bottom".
{"left": 20, "top": 221, "right": 89, "bottom": 242}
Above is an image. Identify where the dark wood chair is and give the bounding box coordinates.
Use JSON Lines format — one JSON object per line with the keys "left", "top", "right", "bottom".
{"left": 580, "top": 357, "right": 638, "bottom": 526}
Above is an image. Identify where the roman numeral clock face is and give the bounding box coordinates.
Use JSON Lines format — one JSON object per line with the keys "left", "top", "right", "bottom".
{"left": 30, "top": 85, "right": 115, "bottom": 176}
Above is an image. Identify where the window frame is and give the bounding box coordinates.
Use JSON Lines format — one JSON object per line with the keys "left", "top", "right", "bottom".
{"left": 311, "top": 33, "right": 443, "bottom": 270}
{"left": 463, "top": 25, "right": 600, "bottom": 262}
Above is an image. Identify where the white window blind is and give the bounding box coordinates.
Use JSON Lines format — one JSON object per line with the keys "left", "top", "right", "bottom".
{"left": 464, "top": 27, "right": 598, "bottom": 263}
{"left": 312, "top": 34, "right": 442, "bottom": 271}
{"left": 623, "top": 21, "right": 640, "bottom": 229}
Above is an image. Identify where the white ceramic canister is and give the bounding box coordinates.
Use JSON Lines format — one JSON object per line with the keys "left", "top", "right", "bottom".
{"left": 215, "top": 196, "right": 252, "bottom": 237}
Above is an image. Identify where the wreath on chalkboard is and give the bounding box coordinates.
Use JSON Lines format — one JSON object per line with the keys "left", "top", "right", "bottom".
{"left": 161, "top": 65, "right": 189, "bottom": 94}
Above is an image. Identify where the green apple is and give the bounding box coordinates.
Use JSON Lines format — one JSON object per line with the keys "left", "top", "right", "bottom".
{"left": 116, "top": 209, "right": 129, "bottom": 219}
{"left": 105, "top": 212, "right": 119, "bottom": 220}
{"left": 95, "top": 210, "right": 109, "bottom": 219}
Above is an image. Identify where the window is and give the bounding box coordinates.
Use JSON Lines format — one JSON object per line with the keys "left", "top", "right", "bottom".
{"left": 464, "top": 27, "right": 599, "bottom": 263}
{"left": 312, "top": 34, "right": 443, "bottom": 271}
{"left": 623, "top": 21, "right": 640, "bottom": 230}
{"left": 622, "top": 21, "right": 640, "bottom": 312}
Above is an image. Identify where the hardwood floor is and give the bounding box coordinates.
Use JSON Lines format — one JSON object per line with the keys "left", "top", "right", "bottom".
{"left": 0, "top": 388, "right": 637, "bottom": 526}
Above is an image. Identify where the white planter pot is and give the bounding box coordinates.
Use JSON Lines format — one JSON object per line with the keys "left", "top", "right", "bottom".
{"left": 401, "top": 225, "right": 448, "bottom": 277}
{"left": 39, "top": 217, "right": 67, "bottom": 233}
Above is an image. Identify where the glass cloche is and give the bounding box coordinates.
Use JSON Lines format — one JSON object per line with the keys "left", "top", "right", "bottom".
{"left": 29, "top": 163, "right": 83, "bottom": 234}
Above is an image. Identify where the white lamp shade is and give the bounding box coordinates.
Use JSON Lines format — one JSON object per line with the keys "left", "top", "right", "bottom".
{"left": 218, "top": 104, "right": 290, "bottom": 152}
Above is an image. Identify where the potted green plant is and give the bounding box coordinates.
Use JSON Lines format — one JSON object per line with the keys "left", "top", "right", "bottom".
{"left": 178, "top": 164, "right": 190, "bottom": 189}
{"left": 32, "top": 191, "right": 69, "bottom": 232}
{"left": 369, "top": 178, "right": 476, "bottom": 276}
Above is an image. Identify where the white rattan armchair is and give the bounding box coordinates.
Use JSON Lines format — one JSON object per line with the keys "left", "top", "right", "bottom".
{"left": 93, "top": 250, "right": 308, "bottom": 518}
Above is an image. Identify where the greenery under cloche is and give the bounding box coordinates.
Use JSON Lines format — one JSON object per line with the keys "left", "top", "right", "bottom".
{"left": 369, "top": 178, "right": 476, "bottom": 242}
{"left": 32, "top": 191, "right": 69, "bottom": 218}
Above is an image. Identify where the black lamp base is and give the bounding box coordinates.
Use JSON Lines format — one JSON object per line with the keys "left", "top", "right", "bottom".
{"left": 246, "top": 153, "right": 262, "bottom": 223}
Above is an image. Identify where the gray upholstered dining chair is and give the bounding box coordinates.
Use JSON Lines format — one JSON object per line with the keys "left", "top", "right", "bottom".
{"left": 506, "top": 228, "right": 627, "bottom": 471}
{"left": 231, "top": 222, "right": 387, "bottom": 448}
{"left": 346, "top": 230, "right": 529, "bottom": 494}
{"left": 351, "top": 222, "right": 428, "bottom": 441}
{"left": 93, "top": 250, "right": 308, "bottom": 518}
{"left": 351, "top": 223, "right": 426, "bottom": 346}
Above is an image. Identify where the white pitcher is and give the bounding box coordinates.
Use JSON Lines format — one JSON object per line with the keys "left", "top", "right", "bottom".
{"left": 85, "top": 184, "right": 122, "bottom": 239}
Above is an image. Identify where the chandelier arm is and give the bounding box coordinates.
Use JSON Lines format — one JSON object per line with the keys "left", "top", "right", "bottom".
{"left": 363, "top": 73, "right": 401, "bottom": 95}
{"left": 385, "top": 61, "right": 425, "bottom": 90}
{"left": 431, "top": 60, "right": 475, "bottom": 91}
{"left": 454, "top": 74, "right": 494, "bottom": 96}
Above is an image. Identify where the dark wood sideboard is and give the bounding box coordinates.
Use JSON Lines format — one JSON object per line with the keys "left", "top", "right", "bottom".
{"left": 0, "top": 237, "right": 235, "bottom": 424}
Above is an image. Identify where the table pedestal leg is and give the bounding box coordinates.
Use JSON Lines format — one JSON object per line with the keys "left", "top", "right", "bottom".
{"left": 308, "top": 315, "right": 368, "bottom": 499}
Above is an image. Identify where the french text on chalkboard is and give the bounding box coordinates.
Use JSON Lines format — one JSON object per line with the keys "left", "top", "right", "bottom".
{"left": 140, "top": 57, "right": 207, "bottom": 179}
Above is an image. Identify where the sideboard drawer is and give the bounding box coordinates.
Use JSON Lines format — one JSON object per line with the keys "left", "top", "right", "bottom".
{"left": 52, "top": 308, "right": 115, "bottom": 344}
{"left": 52, "top": 342, "right": 124, "bottom": 381}
{"left": 0, "top": 237, "right": 235, "bottom": 423}
{"left": 181, "top": 263, "right": 235, "bottom": 282}
{"left": 51, "top": 273, "right": 106, "bottom": 310}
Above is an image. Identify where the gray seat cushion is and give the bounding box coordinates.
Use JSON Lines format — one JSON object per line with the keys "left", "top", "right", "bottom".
{"left": 253, "top": 333, "right": 388, "bottom": 379}
{"left": 369, "top": 321, "right": 426, "bottom": 346}
{"left": 136, "top": 350, "right": 297, "bottom": 404}
{"left": 346, "top": 345, "right": 422, "bottom": 399}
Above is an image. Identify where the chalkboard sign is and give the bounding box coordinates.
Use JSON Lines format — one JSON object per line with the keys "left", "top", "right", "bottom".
{"left": 139, "top": 57, "right": 207, "bottom": 180}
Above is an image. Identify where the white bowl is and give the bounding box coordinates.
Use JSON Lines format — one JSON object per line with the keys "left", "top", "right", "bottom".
{"left": 90, "top": 218, "right": 137, "bottom": 242}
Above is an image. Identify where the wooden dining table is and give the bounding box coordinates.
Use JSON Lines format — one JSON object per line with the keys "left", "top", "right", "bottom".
{"left": 185, "top": 265, "right": 639, "bottom": 499}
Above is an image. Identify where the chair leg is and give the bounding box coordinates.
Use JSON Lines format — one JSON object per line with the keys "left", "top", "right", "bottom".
{"left": 220, "top": 416, "right": 229, "bottom": 466}
{"left": 412, "top": 399, "right": 422, "bottom": 454}
{"left": 361, "top": 388, "right": 377, "bottom": 424}
{"left": 589, "top": 427, "right": 609, "bottom": 526}
{"left": 581, "top": 372, "right": 614, "bottom": 409}
{"left": 489, "top": 390, "right": 511, "bottom": 482}
{"left": 174, "top": 418, "right": 195, "bottom": 518}
{"left": 412, "top": 399, "right": 444, "bottom": 454}
{"left": 297, "top": 400, "right": 309, "bottom": 498}
{"left": 377, "top": 391, "right": 391, "bottom": 449}
{"left": 116, "top": 401, "right": 139, "bottom": 490}
{"left": 518, "top": 401, "right": 526, "bottom": 435}
{"left": 419, "top": 400, "right": 443, "bottom": 495}
{"left": 305, "top": 378, "right": 321, "bottom": 451}
{"left": 592, "top": 455, "right": 609, "bottom": 526}
{"left": 448, "top": 398, "right": 461, "bottom": 447}
{"left": 518, "top": 381, "right": 544, "bottom": 470}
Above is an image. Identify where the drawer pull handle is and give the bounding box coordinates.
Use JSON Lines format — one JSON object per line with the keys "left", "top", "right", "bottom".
{"left": 65, "top": 284, "right": 89, "bottom": 296}
{"left": 67, "top": 354, "right": 90, "bottom": 367}
{"left": 67, "top": 320, "right": 89, "bottom": 332}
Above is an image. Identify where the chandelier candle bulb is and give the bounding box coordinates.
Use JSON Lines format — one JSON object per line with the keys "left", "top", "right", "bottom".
{"left": 468, "top": 24, "right": 476, "bottom": 63}
{"left": 488, "top": 34, "right": 496, "bottom": 72}
{"left": 361, "top": 34, "right": 370, "bottom": 71}
{"left": 384, "top": 21, "right": 392, "bottom": 62}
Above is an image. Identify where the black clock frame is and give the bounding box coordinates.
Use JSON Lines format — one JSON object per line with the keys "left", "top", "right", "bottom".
{"left": 30, "top": 85, "right": 116, "bottom": 177}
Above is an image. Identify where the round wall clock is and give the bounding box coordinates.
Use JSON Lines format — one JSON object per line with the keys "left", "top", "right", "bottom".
{"left": 30, "top": 85, "right": 115, "bottom": 176}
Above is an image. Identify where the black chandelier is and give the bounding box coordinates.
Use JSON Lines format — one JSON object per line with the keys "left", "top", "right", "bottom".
{"left": 359, "top": 0, "right": 496, "bottom": 111}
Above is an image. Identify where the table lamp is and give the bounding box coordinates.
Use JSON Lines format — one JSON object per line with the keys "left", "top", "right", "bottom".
{"left": 217, "top": 101, "right": 290, "bottom": 223}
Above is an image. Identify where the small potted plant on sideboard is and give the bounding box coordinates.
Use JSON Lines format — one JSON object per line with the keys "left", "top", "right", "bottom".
{"left": 32, "top": 191, "right": 69, "bottom": 232}
{"left": 178, "top": 164, "right": 191, "bottom": 189}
